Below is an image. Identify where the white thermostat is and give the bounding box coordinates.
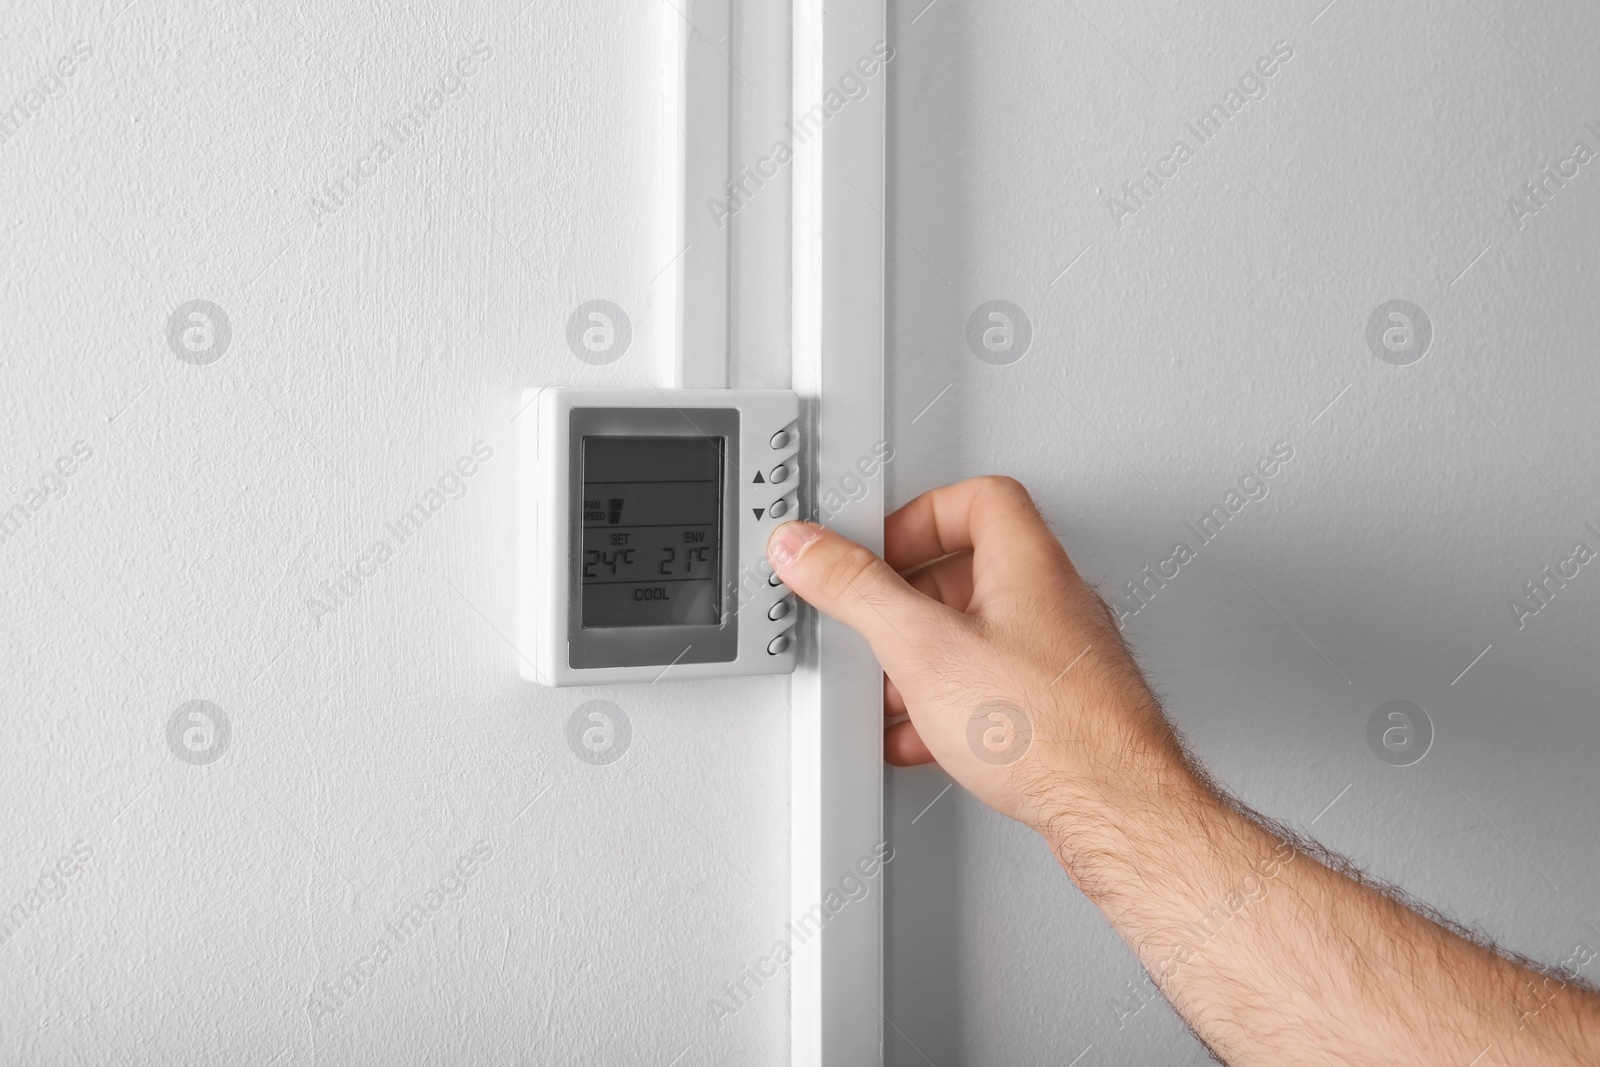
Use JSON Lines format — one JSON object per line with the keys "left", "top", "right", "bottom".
{"left": 519, "top": 387, "right": 802, "bottom": 686}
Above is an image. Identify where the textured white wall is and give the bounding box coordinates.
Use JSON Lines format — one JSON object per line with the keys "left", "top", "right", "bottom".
{"left": 1, "top": 2, "right": 793, "bottom": 1063}
{"left": 883, "top": 0, "right": 1600, "bottom": 1063}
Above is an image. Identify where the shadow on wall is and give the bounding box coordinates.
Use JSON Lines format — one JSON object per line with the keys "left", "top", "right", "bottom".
{"left": 884, "top": 764, "right": 966, "bottom": 1063}
{"left": 882, "top": 0, "right": 971, "bottom": 1061}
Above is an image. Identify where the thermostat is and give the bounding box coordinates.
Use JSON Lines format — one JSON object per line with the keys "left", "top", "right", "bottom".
{"left": 519, "top": 387, "right": 802, "bottom": 685}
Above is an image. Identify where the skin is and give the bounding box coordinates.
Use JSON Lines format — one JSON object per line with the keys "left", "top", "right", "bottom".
{"left": 766, "top": 475, "right": 1600, "bottom": 1067}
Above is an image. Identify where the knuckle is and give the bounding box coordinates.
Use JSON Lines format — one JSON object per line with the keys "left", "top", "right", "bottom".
{"left": 975, "top": 474, "right": 1035, "bottom": 509}
{"left": 977, "top": 473, "right": 1026, "bottom": 495}
{"left": 817, "top": 544, "right": 884, "bottom": 604}
{"left": 979, "top": 473, "right": 1030, "bottom": 495}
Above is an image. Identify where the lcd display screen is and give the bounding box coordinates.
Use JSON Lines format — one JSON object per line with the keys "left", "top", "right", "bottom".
{"left": 579, "top": 435, "right": 725, "bottom": 628}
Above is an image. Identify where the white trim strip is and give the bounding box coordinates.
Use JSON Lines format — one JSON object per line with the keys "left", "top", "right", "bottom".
{"left": 662, "top": 0, "right": 731, "bottom": 388}
{"left": 790, "top": 0, "right": 887, "bottom": 1061}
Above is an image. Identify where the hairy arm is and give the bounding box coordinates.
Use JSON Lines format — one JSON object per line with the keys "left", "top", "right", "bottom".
{"left": 766, "top": 476, "right": 1600, "bottom": 1066}
{"left": 1045, "top": 757, "right": 1600, "bottom": 1065}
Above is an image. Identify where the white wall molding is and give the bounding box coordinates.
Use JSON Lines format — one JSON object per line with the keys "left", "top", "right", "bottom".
{"left": 790, "top": 0, "right": 887, "bottom": 1062}
{"left": 666, "top": 0, "right": 887, "bottom": 1059}
{"left": 662, "top": 0, "right": 732, "bottom": 389}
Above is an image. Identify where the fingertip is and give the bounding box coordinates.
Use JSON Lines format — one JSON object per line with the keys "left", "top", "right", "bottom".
{"left": 884, "top": 674, "right": 908, "bottom": 718}
{"left": 767, "top": 520, "right": 956, "bottom": 680}
{"left": 884, "top": 720, "right": 937, "bottom": 766}
{"left": 767, "top": 521, "right": 823, "bottom": 572}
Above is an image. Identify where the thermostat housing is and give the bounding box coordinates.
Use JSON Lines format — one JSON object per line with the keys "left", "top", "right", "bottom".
{"left": 519, "top": 387, "right": 802, "bottom": 686}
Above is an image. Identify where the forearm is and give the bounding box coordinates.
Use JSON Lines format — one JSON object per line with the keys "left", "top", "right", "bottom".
{"left": 761, "top": 493, "right": 1600, "bottom": 1064}
{"left": 1038, "top": 758, "right": 1600, "bottom": 1066}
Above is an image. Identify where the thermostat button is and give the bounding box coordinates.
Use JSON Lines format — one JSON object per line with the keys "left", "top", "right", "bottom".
{"left": 770, "top": 429, "right": 792, "bottom": 449}
{"left": 768, "top": 598, "right": 793, "bottom": 621}
{"left": 769, "top": 464, "right": 789, "bottom": 484}
{"left": 768, "top": 497, "right": 789, "bottom": 519}
{"left": 767, "top": 632, "right": 793, "bottom": 655}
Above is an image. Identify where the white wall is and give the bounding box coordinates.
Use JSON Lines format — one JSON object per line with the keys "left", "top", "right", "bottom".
{"left": 11, "top": 0, "right": 1598, "bottom": 1063}
{"left": 884, "top": 0, "right": 1600, "bottom": 1062}
{"left": 1, "top": 2, "right": 794, "bottom": 1063}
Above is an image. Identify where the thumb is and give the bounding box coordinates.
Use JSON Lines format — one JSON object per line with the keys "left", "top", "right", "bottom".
{"left": 767, "top": 521, "right": 960, "bottom": 677}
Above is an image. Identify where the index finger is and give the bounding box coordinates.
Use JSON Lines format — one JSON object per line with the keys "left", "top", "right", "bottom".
{"left": 884, "top": 476, "right": 1074, "bottom": 591}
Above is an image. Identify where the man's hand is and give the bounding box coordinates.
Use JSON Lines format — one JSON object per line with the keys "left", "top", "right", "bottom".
{"left": 766, "top": 476, "right": 1600, "bottom": 1067}
{"left": 765, "top": 475, "right": 1191, "bottom": 836}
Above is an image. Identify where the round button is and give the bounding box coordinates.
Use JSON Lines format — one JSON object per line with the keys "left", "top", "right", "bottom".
{"left": 767, "top": 569, "right": 785, "bottom": 587}
{"left": 770, "top": 464, "right": 789, "bottom": 484}
{"left": 770, "top": 429, "right": 792, "bottom": 449}
{"left": 768, "top": 598, "right": 792, "bottom": 621}
{"left": 769, "top": 498, "right": 789, "bottom": 519}
{"left": 767, "top": 632, "right": 792, "bottom": 655}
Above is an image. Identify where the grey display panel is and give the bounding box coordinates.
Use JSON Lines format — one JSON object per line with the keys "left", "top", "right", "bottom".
{"left": 580, "top": 436, "right": 724, "bottom": 628}
{"left": 566, "top": 407, "right": 741, "bottom": 669}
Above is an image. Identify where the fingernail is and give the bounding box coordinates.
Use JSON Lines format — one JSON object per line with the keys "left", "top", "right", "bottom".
{"left": 768, "top": 522, "right": 822, "bottom": 569}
